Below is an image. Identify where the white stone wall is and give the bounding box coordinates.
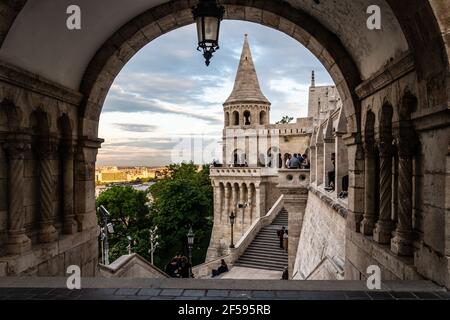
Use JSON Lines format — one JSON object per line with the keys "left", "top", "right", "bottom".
{"left": 293, "top": 190, "right": 346, "bottom": 280}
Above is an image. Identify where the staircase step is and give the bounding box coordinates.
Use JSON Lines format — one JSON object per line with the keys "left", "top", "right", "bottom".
{"left": 235, "top": 261, "right": 286, "bottom": 271}
{"left": 240, "top": 254, "right": 288, "bottom": 262}
{"left": 238, "top": 257, "right": 287, "bottom": 267}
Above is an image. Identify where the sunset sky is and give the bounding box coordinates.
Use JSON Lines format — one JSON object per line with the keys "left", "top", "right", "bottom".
{"left": 98, "top": 20, "right": 333, "bottom": 166}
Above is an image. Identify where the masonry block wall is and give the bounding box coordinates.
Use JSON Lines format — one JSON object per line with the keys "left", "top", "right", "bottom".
{"left": 0, "top": 62, "right": 99, "bottom": 276}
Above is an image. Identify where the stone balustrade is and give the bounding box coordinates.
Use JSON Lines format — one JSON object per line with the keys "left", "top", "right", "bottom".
{"left": 210, "top": 166, "right": 278, "bottom": 177}
{"left": 277, "top": 169, "right": 310, "bottom": 189}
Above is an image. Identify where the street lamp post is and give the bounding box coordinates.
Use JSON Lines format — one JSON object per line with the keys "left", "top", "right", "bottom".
{"left": 127, "top": 236, "right": 133, "bottom": 255}
{"left": 187, "top": 226, "right": 195, "bottom": 278}
{"left": 229, "top": 211, "right": 236, "bottom": 248}
{"left": 98, "top": 205, "right": 114, "bottom": 265}
{"left": 148, "top": 226, "right": 159, "bottom": 265}
{"left": 192, "top": 0, "right": 225, "bottom": 66}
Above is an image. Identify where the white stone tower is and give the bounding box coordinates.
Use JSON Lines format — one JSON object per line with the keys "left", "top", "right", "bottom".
{"left": 222, "top": 34, "right": 271, "bottom": 166}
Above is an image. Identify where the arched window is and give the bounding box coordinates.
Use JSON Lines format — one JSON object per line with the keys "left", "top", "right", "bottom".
{"left": 232, "top": 111, "right": 239, "bottom": 126}
{"left": 260, "top": 111, "right": 266, "bottom": 125}
{"left": 244, "top": 110, "right": 251, "bottom": 125}
{"left": 225, "top": 112, "right": 230, "bottom": 126}
{"left": 232, "top": 149, "right": 246, "bottom": 167}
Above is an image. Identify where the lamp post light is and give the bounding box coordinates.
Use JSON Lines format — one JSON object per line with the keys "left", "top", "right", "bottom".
{"left": 127, "top": 236, "right": 133, "bottom": 255}
{"left": 192, "top": 0, "right": 225, "bottom": 66}
{"left": 229, "top": 211, "right": 236, "bottom": 248}
{"left": 148, "top": 226, "right": 159, "bottom": 265}
{"left": 187, "top": 226, "right": 195, "bottom": 278}
{"left": 98, "top": 205, "right": 114, "bottom": 265}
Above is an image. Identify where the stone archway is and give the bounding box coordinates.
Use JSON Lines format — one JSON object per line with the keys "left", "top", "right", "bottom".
{"left": 0, "top": 0, "right": 448, "bottom": 287}
{"left": 78, "top": 0, "right": 362, "bottom": 140}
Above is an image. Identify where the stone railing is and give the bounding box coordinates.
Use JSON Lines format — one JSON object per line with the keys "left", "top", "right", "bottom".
{"left": 277, "top": 169, "right": 310, "bottom": 189}
{"left": 192, "top": 195, "right": 285, "bottom": 279}
{"left": 210, "top": 166, "right": 278, "bottom": 177}
{"left": 230, "top": 194, "right": 284, "bottom": 260}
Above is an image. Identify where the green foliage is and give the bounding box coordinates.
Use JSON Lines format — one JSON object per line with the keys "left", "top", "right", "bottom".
{"left": 96, "top": 185, "right": 152, "bottom": 262}
{"left": 148, "top": 163, "right": 213, "bottom": 269}
{"left": 276, "top": 116, "right": 294, "bottom": 124}
{"left": 95, "top": 163, "right": 214, "bottom": 271}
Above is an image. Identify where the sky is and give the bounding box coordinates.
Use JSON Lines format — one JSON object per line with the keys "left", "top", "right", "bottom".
{"left": 97, "top": 21, "right": 334, "bottom": 167}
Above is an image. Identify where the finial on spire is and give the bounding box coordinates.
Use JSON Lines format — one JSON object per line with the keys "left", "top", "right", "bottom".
{"left": 311, "top": 70, "right": 315, "bottom": 87}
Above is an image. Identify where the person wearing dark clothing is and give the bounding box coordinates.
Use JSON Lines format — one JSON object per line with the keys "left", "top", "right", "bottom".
{"left": 277, "top": 227, "right": 286, "bottom": 249}
{"left": 212, "top": 259, "right": 229, "bottom": 277}
{"left": 179, "top": 256, "right": 191, "bottom": 278}
{"left": 281, "top": 267, "right": 289, "bottom": 280}
{"left": 165, "top": 258, "right": 179, "bottom": 277}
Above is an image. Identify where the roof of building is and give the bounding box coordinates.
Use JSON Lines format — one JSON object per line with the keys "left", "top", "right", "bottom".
{"left": 224, "top": 35, "right": 270, "bottom": 106}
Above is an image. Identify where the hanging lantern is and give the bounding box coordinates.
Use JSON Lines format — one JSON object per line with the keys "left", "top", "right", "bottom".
{"left": 192, "top": 0, "right": 225, "bottom": 66}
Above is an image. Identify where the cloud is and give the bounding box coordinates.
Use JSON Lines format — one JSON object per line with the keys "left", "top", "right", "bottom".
{"left": 104, "top": 84, "right": 223, "bottom": 125}
{"left": 114, "top": 123, "right": 159, "bottom": 133}
{"left": 98, "top": 21, "right": 336, "bottom": 166}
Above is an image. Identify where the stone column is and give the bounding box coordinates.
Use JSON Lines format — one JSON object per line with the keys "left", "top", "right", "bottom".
{"left": 278, "top": 171, "right": 309, "bottom": 278}
{"left": 37, "top": 138, "right": 58, "bottom": 243}
{"left": 223, "top": 184, "right": 230, "bottom": 225}
{"left": 62, "top": 142, "right": 77, "bottom": 234}
{"left": 315, "top": 142, "right": 324, "bottom": 185}
{"left": 391, "top": 133, "right": 414, "bottom": 255}
{"left": 240, "top": 183, "right": 246, "bottom": 235}
{"left": 247, "top": 185, "right": 254, "bottom": 225}
{"left": 255, "top": 184, "right": 266, "bottom": 218}
{"left": 360, "top": 141, "right": 376, "bottom": 235}
{"left": 310, "top": 145, "right": 316, "bottom": 182}
{"left": 373, "top": 138, "right": 394, "bottom": 244}
{"left": 3, "top": 136, "right": 32, "bottom": 254}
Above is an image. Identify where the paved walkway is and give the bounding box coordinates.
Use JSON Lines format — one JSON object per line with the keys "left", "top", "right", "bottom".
{"left": 219, "top": 267, "right": 282, "bottom": 280}
{"left": 0, "top": 278, "right": 448, "bottom": 300}
{"left": 0, "top": 287, "right": 449, "bottom": 300}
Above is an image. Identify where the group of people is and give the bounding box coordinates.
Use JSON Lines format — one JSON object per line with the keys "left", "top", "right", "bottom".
{"left": 285, "top": 153, "right": 310, "bottom": 169}
{"left": 165, "top": 253, "right": 193, "bottom": 278}
{"left": 277, "top": 226, "right": 289, "bottom": 252}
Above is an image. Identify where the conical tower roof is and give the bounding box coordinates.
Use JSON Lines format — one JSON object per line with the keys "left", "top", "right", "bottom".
{"left": 224, "top": 35, "right": 270, "bottom": 105}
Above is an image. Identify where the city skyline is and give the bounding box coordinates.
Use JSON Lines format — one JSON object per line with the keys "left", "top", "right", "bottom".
{"left": 98, "top": 20, "right": 334, "bottom": 167}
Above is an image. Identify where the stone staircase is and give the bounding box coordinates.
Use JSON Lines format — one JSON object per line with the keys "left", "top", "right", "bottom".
{"left": 234, "top": 208, "right": 289, "bottom": 271}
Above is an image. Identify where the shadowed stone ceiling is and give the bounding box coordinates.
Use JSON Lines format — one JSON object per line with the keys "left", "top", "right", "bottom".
{"left": 0, "top": 0, "right": 408, "bottom": 90}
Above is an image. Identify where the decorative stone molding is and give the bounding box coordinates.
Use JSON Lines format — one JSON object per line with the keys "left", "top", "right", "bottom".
{"left": 355, "top": 52, "right": 415, "bottom": 100}
{"left": 0, "top": 61, "right": 83, "bottom": 106}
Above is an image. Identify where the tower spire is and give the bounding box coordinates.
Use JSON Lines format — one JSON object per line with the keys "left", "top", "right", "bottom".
{"left": 224, "top": 34, "right": 270, "bottom": 105}
{"left": 311, "top": 70, "right": 315, "bottom": 87}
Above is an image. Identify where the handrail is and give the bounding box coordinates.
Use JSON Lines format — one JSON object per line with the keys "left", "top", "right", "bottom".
{"left": 192, "top": 195, "right": 285, "bottom": 278}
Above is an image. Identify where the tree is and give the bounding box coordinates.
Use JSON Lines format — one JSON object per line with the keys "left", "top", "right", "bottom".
{"left": 96, "top": 185, "right": 152, "bottom": 262}
{"left": 148, "top": 162, "right": 213, "bottom": 269}
{"left": 276, "top": 116, "right": 294, "bottom": 124}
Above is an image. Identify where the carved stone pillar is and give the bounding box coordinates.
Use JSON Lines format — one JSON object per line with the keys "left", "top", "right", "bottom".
{"left": 391, "top": 132, "right": 414, "bottom": 255}
{"left": 239, "top": 183, "right": 246, "bottom": 235}
{"left": 309, "top": 145, "right": 316, "bottom": 182}
{"left": 3, "top": 136, "right": 32, "bottom": 254}
{"left": 247, "top": 185, "right": 254, "bottom": 225}
{"left": 223, "top": 184, "right": 230, "bottom": 225}
{"left": 62, "top": 142, "right": 77, "bottom": 234}
{"left": 37, "top": 138, "right": 58, "bottom": 243}
{"left": 360, "top": 141, "right": 376, "bottom": 235}
{"left": 373, "top": 138, "right": 394, "bottom": 244}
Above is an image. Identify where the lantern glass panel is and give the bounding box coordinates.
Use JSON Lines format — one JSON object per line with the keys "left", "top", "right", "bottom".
{"left": 196, "top": 17, "right": 204, "bottom": 43}
{"left": 203, "top": 16, "right": 219, "bottom": 43}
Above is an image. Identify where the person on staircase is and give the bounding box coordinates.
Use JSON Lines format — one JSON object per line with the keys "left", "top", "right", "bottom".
{"left": 283, "top": 230, "right": 289, "bottom": 252}
{"left": 277, "top": 226, "right": 286, "bottom": 249}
